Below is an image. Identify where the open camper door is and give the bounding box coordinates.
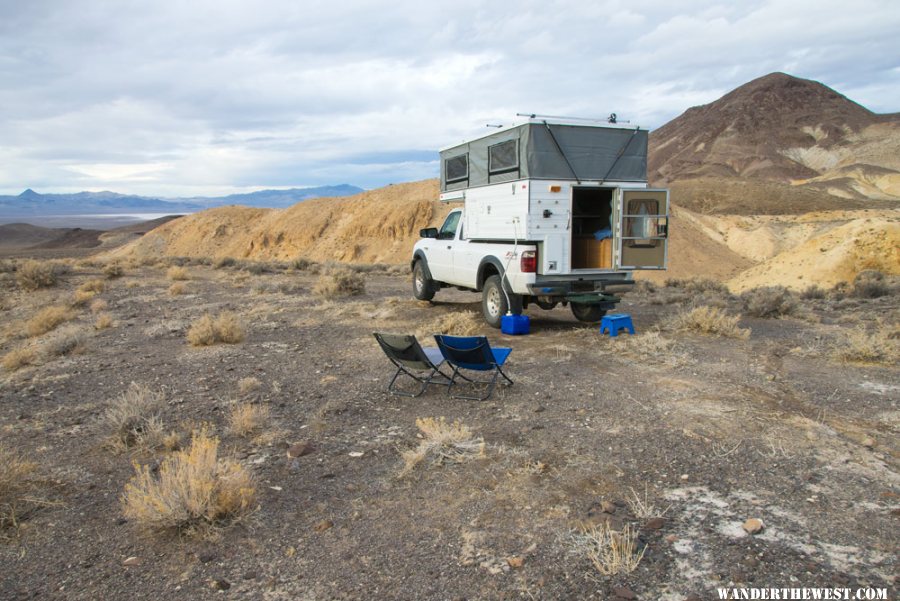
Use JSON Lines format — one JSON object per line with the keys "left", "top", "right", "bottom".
{"left": 618, "top": 189, "right": 669, "bottom": 270}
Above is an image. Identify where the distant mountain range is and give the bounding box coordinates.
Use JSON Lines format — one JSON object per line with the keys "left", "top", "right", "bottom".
{"left": 0, "top": 184, "right": 364, "bottom": 217}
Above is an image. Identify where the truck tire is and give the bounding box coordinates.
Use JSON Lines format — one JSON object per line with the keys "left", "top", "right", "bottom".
{"left": 412, "top": 260, "right": 436, "bottom": 301}
{"left": 481, "top": 275, "right": 522, "bottom": 328}
{"left": 571, "top": 303, "right": 606, "bottom": 323}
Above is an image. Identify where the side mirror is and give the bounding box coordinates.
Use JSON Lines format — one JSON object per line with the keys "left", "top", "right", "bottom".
{"left": 419, "top": 227, "right": 438, "bottom": 239}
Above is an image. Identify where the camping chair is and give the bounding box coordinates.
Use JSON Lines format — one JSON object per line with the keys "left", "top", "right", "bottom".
{"left": 373, "top": 333, "right": 459, "bottom": 397}
{"left": 433, "top": 335, "right": 513, "bottom": 401}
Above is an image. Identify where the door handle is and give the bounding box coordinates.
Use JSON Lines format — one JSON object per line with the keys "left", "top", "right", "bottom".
{"left": 446, "top": 245, "right": 452, "bottom": 250}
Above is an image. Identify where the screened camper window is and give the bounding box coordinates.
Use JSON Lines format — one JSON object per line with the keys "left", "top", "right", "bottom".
{"left": 445, "top": 154, "right": 468, "bottom": 183}
{"left": 624, "top": 199, "right": 661, "bottom": 248}
{"left": 488, "top": 140, "right": 518, "bottom": 174}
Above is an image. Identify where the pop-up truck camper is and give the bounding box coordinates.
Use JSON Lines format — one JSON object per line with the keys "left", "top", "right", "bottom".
{"left": 412, "top": 115, "right": 669, "bottom": 327}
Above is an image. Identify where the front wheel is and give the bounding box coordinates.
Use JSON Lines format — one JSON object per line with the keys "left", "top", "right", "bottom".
{"left": 571, "top": 303, "right": 607, "bottom": 323}
{"left": 412, "top": 261, "right": 436, "bottom": 301}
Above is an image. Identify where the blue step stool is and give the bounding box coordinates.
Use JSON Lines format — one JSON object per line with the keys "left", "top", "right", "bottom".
{"left": 600, "top": 313, "right": 635, "bottom": 337}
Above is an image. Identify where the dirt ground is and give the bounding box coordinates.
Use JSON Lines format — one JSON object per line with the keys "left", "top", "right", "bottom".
{"left": 0, "top": 262, "right": 897, "bottom": 600}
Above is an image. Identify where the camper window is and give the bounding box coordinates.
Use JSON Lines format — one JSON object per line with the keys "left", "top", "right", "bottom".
{"left": 488, "top": 140, "right": 518, "bottom": 175}
{"left": 624, "top": 199, "right": 659, "bottom": 247}
{"left": 445, "top": 154, "right": 468, "bottom": 184}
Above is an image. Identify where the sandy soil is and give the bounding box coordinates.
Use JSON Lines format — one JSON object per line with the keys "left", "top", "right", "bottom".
{"left": 0, "top": 262, "right": 897, "bottom": 600}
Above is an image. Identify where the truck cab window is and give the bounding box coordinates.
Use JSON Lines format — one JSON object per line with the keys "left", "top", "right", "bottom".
{"left": 438, "top": 211, "right": 461, "bottom": 240}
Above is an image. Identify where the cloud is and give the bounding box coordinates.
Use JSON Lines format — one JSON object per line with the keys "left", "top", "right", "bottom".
{"left": 0, "top": 0, "right": 898, "bottom": 195}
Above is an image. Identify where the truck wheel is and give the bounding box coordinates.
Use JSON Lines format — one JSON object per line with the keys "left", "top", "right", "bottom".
{"left": 482, "top": 275, "right": 522, "bottom": 328}
{"left": 571, "top": 303, "right": 606, "bottom": 323}
{"left": 412, "top": 260, "right": 436, "bottom": 301}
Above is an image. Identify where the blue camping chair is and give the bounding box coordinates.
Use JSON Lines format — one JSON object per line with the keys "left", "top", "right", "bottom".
{"left": 433, "top": 335, "right": 513, "bottom": 401}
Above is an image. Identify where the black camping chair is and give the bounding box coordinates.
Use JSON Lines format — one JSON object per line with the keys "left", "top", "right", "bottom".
{"left": 373, "top": 333, "right": 462, "bottom": 397}
{"left": 433, "top": 335, "right": 513, "bottom": 401}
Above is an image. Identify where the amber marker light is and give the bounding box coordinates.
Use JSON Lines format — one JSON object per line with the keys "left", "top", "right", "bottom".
{"left": 549, "top": 185, "right": 562, "bottom": 192}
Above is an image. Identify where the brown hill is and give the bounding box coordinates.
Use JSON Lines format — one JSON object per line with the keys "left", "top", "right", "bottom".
{"left": 649, "top": 72, "right": 900, "bottom": 208}
{"left": 114, "top": 180, "right": 447, "bottom": 265}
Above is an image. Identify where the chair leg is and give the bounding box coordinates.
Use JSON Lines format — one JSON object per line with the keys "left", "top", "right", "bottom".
{"left": 447, "top": 367, "right": 500, "bottom": 401}
{"left": 496, "top": 365, "right": 514, "bottom": 386}
{"left": 387, "top": 366, "right": 429, "bottom": 397}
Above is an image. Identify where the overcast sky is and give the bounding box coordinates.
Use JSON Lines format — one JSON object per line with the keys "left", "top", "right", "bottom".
{"left": 1, "top": 0, "right": 898, "bottom": 197}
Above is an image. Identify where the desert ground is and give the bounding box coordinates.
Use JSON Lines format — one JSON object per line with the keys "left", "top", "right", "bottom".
{"left": 0, "top": 256, "right": 897, "bottom": 601}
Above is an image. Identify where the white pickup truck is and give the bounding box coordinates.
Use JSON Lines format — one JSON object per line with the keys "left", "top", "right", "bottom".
{"left": 411, "top": 204, "right": 647, "bottom": 328}
{"left": 412, "top": 117, "right": 668, "bottom": 327}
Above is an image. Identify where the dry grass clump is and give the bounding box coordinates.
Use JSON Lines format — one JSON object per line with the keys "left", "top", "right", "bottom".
{"left": 213, "top": 256, "right": 236, "bottom": 269}
{"left": 673, "top": 306, "right": 750, "bottom": 339}
{"left": 627, "top": 486, "right": 669, "bottom": 519}
{"left": 78, "top": 278, "right": 106, "bottom": 294}
{"left": 228, "top": 403, "right": 270, "bottom": 437}
{"left": 186, "top": 311, "right": 245, "bottom": 346}
{"left": 168, "top": 282, "right": 187, "bottom": 296}
{"left": 416, "top": 311, "right": 481, "bottom": 338}
{"left": 832, "top": 329, "right": 899, "bottom": 364}
{"left": 121, "top": 428, "right": 256, "bottom": 534}
{"left": 94, "top": 313, "right": 114, "bottom": 330}
{"left": 237, "top": 376, "right": 261, "bottom": 395}
{"left": 167, "top": 266, "right": 190, "bottom": 281}
{"left": 103, "top": 383, "right": 165, "bottom": 450}
{"left": 38, "top": 326, "right": 87, "bottom": 358}
{"left": 15, "top": 260, "right": 59, "bottom": 291}
{"left": 665, "top": 277, "right": 730, "bottom": 296}
{"left": 71, "top": 289, "right": 97, "bottom": 307}
{"left": 400, "top": 417, "right": 485, "bottom": 477}
{"left": 25, "top": 305, "right": 75, "bottom": 337}
{"left": 2, "top": 346, "right": 38, "bottom": 371}
{"left": 800, "top": 285, "right": 827, "bottom": 300}
{"left": 313, "top": 269, "right": 365, "bottom": 298}
{"left": 90, "top": 298, "right": 108, "bottom": 313}
{"left": 0, "top": 444, "right": 38, "bottom": 533}
{"left": 103, "top": 262, "right": 124, "bottom": 279}
{"left": 578, "top": 522, "right": 646, "bottom": 576}
{"left": 741, "top": 286, "right": 799, "bottom": 318}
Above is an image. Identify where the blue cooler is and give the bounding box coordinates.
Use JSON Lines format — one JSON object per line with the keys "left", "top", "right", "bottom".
{"left": 501, "top": 314, "right": 530, "bottom": 335}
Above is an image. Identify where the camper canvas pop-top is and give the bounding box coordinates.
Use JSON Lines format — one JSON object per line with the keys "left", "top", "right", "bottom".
{"left": 412, "top": 115, "right": 669, "bottom": 327}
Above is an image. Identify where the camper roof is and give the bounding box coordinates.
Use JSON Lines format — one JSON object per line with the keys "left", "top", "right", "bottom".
{"left": 439, "top": 118, "right": 649, "bottom": 191}
{"left": 439, "top": 116, "right": 644, "bottom": 152}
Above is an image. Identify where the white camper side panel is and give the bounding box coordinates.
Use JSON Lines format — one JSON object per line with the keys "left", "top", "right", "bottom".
{"left": 463, "top": 182, "right": 530, "bottom": 240}
{"left": 528, "top": 181, "right": 574, "bottom": 273}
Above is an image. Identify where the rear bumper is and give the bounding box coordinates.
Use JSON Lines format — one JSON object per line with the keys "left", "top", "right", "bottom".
{"left": 526, "top": 272, "right": 635, "bottom": 297}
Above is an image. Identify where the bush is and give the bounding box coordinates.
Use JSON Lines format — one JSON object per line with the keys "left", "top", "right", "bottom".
{"left": 38, "top": 326, "right": 87, "bottom": 358}
{"left": 673, "top": 305, "right": 750, "bottom": 339}
{"left": 852, "top": 271, "right": 892, "bottom": 299}
{"left": 103, "top": 383, "right": 165, "bottom": 450}
{"left": 78, "top": 278, "right": 106, "bottom": 294}
{"left": 400, "top": 417, "right": 485, "bottom": 477}
{"left": 168, "top": 283, "right": 187, "bottom": 296}
{"left": 213, "top": 256, "right": 236, "bottom": 269}
{"left": 313, "top": 269, "right": 365, "bottom": 298}
{"left": 187, "top": 311, "right": 245, "bottom": 346}
{"left": 416, "top": 311, "right": 481, "bottom": 338}
{"left": 292, "top": 257, "right": 313, "bottom": 271}
{"left": 95, "top": 313, "right": 114, "bottom": 330}
{"left": 166, "top": 266, "right": 190, "bottom": 281}
{"left": 238, "top": 377, "right": 261, "bottom": 395}
{"left": 90, "top": 299, "right": 108, "bottom": 313}
{"left": 103, "top": 262, "right": 124, "bottom": 279}
{"left": 665, "top": 277, "right": 730, "bottom": 295}
{"left": 579, "top": 522, "right": 645, "bottom": 576}
{"left": 833, "top": 330, "right": 900, "bottom": 364}
{"left": 2, "top": 347, "right": 37, "bottom": 371}
{"left": 71, "top": 289, "right": 97, "bottom": 307}
{"left": 16, "top": 260, "right": 58, "bottom": 291}
{"left": 25, "top": 305, "right": 75, "bottom": 337}
{"left": 228, "top": 403, "right": 270, "bottom": 437}
{"left": 800, "top": 285, "right": 826, "bottom": 300}
{"left": 0, "top": 444, "right": 38, "bottom": 532}
{"left": 121, "top": 428, "right": 256, "bottom": 534}
{"left": 741, "top": 286, "right": 798, "bottom": 318}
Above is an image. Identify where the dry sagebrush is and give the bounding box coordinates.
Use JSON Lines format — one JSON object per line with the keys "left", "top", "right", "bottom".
{"left": 25, "top": 305, "right": 75, "bottom": 337}
{"left": 416, "top": 311, "right": 481, "bottom": 338}
{"left": 313, "top": 268, "right": 365, "bottom": 298}
{"left": 400, "top": 417, "right": 485, "bottom": 477}
{"left": 15, "top": 260, "right": 59, "bottom": 291}
{"left": 103, "top": 383, "right": 166, "bottom": 450}
{"left": 228, "top": 403, "right": 270, "bottom": 437}
{"left": 187, "top": 311, "right": 245, "bottom": 346}
{"left": 0, "top": 444, "right": 38, "bottom": 533}
{"left": 121, "top": 428, "right": 256, "bottom": 534}
{"left": 673, "top": 305, "right": 750, "bottom": 339}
